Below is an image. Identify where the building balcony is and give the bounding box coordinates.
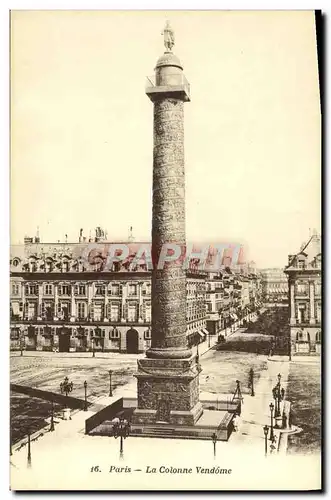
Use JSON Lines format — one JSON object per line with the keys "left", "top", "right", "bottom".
{"left": 145, "top": 74, "right": 190, "bottom": 102}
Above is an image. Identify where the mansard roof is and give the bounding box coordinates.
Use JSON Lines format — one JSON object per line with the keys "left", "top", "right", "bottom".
{"left": 285, "top": 234, "right": 321, "bottom": 272}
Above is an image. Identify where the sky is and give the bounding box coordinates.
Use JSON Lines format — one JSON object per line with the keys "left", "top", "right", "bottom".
{"left": 10, "top": 10, "right": 321, "bottom": 267}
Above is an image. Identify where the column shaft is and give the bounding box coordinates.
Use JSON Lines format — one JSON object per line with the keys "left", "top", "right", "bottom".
{"left": 149, "top": 98, "right": 189, "bottom": 358}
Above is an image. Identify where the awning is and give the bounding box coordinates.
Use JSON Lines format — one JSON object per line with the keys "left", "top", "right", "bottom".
{"left": 202, "top": 328, "right": 209, "bottom": 337}
{"left": 233, "top": 313, "right": 238, "bottom": 321}
{"left": 230, "top": 313, "right": 235, "bottom": 320}
{"left": 197, "top": 331, "right": 205, "bottom": 339}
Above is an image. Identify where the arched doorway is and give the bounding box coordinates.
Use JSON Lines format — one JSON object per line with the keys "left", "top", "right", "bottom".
{"left": 59, "top": 327, "right": 70, "bottom": 352}
{"left": 126, "top": 328, "right": 139, "bottom": 354}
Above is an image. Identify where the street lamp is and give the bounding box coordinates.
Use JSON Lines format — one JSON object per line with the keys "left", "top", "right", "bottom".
{"left": 248, "top": 368, "right": 255, "bottom": 397}
{"left": 84, "top": 381, "right": 88, "bottom": 411}
{"left": 20, "top": 334, "right": 25, "bottom": 356}
{"left": 272, "top": 385, "right": 278, "bottom": 414}
{"left": 27, "top": 432, "right": 31, "bottom": 467}
{"left": 263, "top": 425, "right": 269, "bottom": 457}
{"left": 277, "top": 373, "right": 281, "bottom": 386}
{"left": 112, "top": 417, "right": 130, "bottom": 459}
{"left": 108, "top": 370, "right": 113, "bottom": 397}
{"left": 50, "top": 400, "right": 55, "bottom": 431}
{"left": 92, "top": 338, "right": 95, "bottom": 357}
{"left": 212, "top": 432, "right": 217, "bottom": 458}
{"left": 269, "top": 403, "right": 275, "bottom": 441}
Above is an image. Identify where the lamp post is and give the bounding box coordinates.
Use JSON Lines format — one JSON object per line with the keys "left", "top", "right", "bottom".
{"left": 84, "top": 380, "right": 88, "bottom": 411}
{"left": 212, "top": 432, "right": 217, "bottom": 458}
{"left": 27, "top": 432, "right": 31, "bottom": 467}
{"left": 50, "top": 400, "right": 55, "bottom": 431}
{"left": 92, "top": 338, "right": 95, "bottom": 358}
{"left": 269, "top": 403, "right": 275, "bottom": 441}
{"left": 272, "top": 386, "right": 279, "bottom": 418}
{"left": 108, "top": 370, "right": 113, "bottom": 397}
{"left": 277, "top": 373, "right": 281, "bottom": 386}
{"left": 263, "top": 425, "right": 269, "bottom": 457}
{"left": 112, "top": 417, "right": 130, "bottom": 459}
{"left": 249, "top": 368, "right": 255, "bottom": 397}
{"left": 19, "top": 330, "right": 25, "bottom": 356}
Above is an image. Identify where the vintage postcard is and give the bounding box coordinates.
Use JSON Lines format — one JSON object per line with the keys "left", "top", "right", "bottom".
{"left": 10, "top": 10, "right": 322, "bottom": 491}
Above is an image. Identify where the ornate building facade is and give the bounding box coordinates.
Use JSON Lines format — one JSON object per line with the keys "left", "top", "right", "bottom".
{"left": 205, "top": 267, "right": 263, "bottom": 337}
{"left": 10, "top": 237, "right": 208, "bottom": 353}
{"left": 260, "top": 268, "right": 289, "bottom": 305}
{"left": 284, "top": 233, "right": 322, "bottom": 355}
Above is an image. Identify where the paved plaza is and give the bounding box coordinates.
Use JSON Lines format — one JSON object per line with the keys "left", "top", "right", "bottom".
{"left": 10, "top": 354, "right": 320, "bottom": 491}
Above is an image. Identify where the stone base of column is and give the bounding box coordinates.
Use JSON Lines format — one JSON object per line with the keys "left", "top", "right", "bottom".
{"left": 132, "top": 354, "right": 203, "bottom": 427}
{"left": 132, "top": 402, "right": 203, "bottom": 427}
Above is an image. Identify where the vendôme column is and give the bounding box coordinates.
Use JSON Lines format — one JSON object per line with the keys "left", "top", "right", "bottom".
{"left": 132, "top": 22, "right": 203, "bottom": 429}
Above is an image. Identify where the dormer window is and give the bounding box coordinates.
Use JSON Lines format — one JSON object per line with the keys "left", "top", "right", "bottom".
{"left": 45, "top": 260, "right": 53, "bottom": 273}
{"left": 297, "top": 258, "right": 306, "bottom": 269}
{"left": 62, "top": 260, "right": 70, "bottom": 272}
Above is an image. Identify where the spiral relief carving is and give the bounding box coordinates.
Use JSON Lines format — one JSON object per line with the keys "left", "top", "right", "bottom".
{"left": 150, "top": 97, "right": 188, "bottom": 357}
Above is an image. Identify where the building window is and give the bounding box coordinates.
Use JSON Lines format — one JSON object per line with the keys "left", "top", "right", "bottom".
{"left": 29, "top": 261, "right": 37, "bottom": 272}
{"left": 110, "top": 304, "right": 120, "bottom": 322}
{"left": 297, "top": 304, "right": 308, "bottom": 323}
{"left": 77, "top": 302, "right": 87, "bottom": 319}
{"left": 142, "top": 284, "right": 151, "bottom": 296}
{"left": 109, "top": 284, "right": 120, "bottom": 296}
{"left": 25, "top": 284, "right": 38, "bottom": 295}
{"left": 75, "top": 284, "right": 86, "bottom": 296}
{"left": 128, "top": 284, "right": 137, "bottom": 296}
{"left": 315, "top": 283, "right": 321, "bottom": 296}
{"left": 110, "top": 327, "right": 120, "bottom": 339}
{"left": 145, "top": 303, "right": 151, "bottom": 322}
{"left": 27, "top": 302, "right": 37, "bottom": 319}
{"left": 144, "top": 328, "right": 151, "bottom": 340}
{"left": 62, "top": 261, "right": 70, "bottom": 272}
{"left": 128, "top": 304, "right": 137, "bottom": 321}
{"left": 95, "top": 284, "right": 106, "bottom": 296}
{"left": 43, "top": 302, "right": 54, "bottom": 320}
{"left": 45, "top": 261, "right": 53, "bottom": 273}
{"left": 58, "top": 284, "right": 71, "bottom": 296}
{"left": 316, "top": 302, "right": 321, "bottom": 323}
{"left": 297, "top": 259, "right": 306, "bottom": 269}
{"left": 93, "top": 303, "right": 103, "bottom": 321}
{"left": 11, "top": 283, "right": 20, "bottom": 296}
{"left": 296, "top": 282, "right": 308, "bottom": 295}
{"left": 44, "top": 284, "right": 53, "bottom": 295}
{"left": 58, "top": 302, "right": 71, "bottom": 320}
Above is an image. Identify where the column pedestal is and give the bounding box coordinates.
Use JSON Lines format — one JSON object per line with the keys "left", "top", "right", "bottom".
{"left": 132, "top": 354, "right": 203, "bottom": 426}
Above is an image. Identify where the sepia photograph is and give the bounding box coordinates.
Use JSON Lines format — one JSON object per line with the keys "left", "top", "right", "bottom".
{"left": 9, "top": 9, "right": 322, "bottom": 491}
